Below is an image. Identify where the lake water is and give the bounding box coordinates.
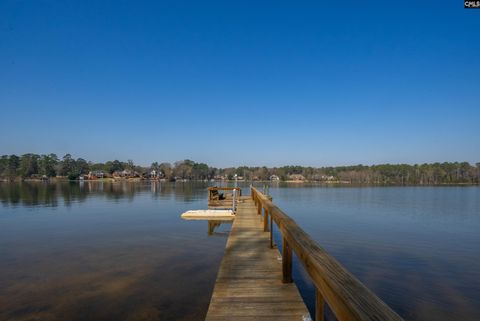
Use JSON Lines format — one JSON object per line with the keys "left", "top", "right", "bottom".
{"left": 0, "top": 182, "right": 479, "bottom": 321}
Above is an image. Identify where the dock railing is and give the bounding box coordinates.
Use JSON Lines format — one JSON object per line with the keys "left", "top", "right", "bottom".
{"left": 251, "top": 186, "right": 404, "bottom": 321}
{"left": 208, "top": 186, "right": 242, "bottom": 208}
{"left": 208, "top": 186, "right": 242, "bottom": 199}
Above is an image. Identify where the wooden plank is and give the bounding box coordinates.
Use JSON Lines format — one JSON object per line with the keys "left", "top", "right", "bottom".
{"left": 205, "top": 197, "right": 311, "bottom": 321}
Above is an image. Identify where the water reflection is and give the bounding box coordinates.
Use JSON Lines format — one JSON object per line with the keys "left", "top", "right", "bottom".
{"left": 0, "top": 181, "right": 231, "bottom": 321}
{"left": 0, "top": 181, "right": 214, "bottom": 208}
{"left": 270, "top": 186, "right": 480, "bottom": 321}
{"left": 1, "top": 182, "right": 479, "bottom": 321}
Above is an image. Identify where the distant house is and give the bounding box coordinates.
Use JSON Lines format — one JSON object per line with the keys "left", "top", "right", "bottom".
{"left": 88, "top": 171, "right": 105, "bottom": 180}
{"left": 288, "top": 174, "right": 305, "bottom": 181}
{"left": 112, "top": 170, "right": 131, "bottom": 178}
{"left": 270, "top": 175, "right": 280, "bottom": 181}
{"left": 149, "top": 170, "right": 163, "bottom": 178}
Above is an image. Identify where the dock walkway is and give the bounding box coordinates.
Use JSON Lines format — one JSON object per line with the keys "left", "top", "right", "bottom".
{"left": 205, "top": 196, "right": 311, "bottom": 321}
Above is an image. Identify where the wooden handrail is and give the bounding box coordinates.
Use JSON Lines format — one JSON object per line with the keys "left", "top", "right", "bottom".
{"left": 208, "top": 186, "right": 242, "bottom": 195}
{"left": 251, "top": 186, "right": 404, "bottom": 321}
{"left": 208, "top": 187, "right": 241, "bottom": 190}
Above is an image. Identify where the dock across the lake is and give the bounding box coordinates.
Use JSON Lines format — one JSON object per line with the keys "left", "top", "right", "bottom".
{"left": 204, "top": 187, "right": 404, "bottom": 321}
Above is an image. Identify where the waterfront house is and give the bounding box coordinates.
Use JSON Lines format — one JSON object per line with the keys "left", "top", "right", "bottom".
{"left": 87, "top": 171, "right": 105, "bottom": 179}
{"left": 288, "top": 174, "right": 305, "bottom": 181}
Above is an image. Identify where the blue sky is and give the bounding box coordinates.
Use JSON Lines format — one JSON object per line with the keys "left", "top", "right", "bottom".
{"left": 1, "top": 1, "right": 479, "bottom": 167}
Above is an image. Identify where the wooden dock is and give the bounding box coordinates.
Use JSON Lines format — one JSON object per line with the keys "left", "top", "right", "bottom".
{"left": 204, "top": 187, "right": 404, "bottom": 321}
{"left": 205, "top": 196, "right": 311, "bottom": 321}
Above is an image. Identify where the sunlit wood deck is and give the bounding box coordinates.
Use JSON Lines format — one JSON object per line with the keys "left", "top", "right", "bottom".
{"left": 205, "top": 196, "right": 311, "bottom": 321}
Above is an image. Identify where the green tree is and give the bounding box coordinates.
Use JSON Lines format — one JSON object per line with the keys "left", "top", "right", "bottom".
{"left": 76, "top": 158, "right": 89, "bottom": 175}
{"left": 192, "top": 162, "right": 209, "bottom": 179}
{"left": 106, "top": 160, "right": 124, "bottom": 174}
{"left": 19, "top": 153, "right": 40, "bottom": 178}
{"left": 0, "top": 155, "right": 9, "bottom": 177}
{"left": 60, "top": 154, "right": 75, "bottom": 176}
{"left": 59, "top": 154, "right": 82, "bottom": 179}
{"left": 7, "top": 155, "right": 20, "bottom": 180}
{"left": 39, "top": 153, "right": 59, "bottom": 177}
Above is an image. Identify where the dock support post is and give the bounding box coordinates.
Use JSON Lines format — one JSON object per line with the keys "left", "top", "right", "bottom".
{"left": 315, "top": 287, "right": 325, "bottom": 321}
{"left": 282, "top": 237, "right": 293, "bottom": 283}
{"left": 208, "top": 221, "right": 213, "bottom": 235}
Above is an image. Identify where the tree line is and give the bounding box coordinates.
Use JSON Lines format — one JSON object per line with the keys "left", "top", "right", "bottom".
{"left": 0, "top": 154, "right": 211, "bottom": 181}
{"left": 0, "top": 153, "right": 479, "bottom": 184}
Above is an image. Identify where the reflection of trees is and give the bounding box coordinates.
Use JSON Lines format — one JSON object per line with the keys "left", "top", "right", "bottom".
{"left": 172, "top": 181, "right": 209, "bottom": 202}
{"left": 0, "top": 182, "right": 57, "bottom": 207}
{"left": 60, "top": 182, "right": 89, "bottom": 207}
{"left": 148, "top": 181, "right": 212, "bottom": 202}
{"left": 0, "top": 181, "right": 229, "bottom": 207}
{"left": 0, "top": 182, "right": 20, "bottom": 205}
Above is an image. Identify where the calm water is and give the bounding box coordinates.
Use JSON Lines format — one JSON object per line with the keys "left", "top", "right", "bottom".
{"left": 0, "top": 182, "right": 479, "bottom": 321}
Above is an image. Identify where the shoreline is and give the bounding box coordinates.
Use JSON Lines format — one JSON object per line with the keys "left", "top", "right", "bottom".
{"left": 1, "top": 178, "right": 478, "bottom": 187}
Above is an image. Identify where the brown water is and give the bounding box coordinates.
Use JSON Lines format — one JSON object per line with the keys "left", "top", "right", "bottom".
{"left": 1, "top": 182, "right": 479, "bottom": 321}
{"left": 0, "top": 181, "right": 229, "bottom": 321}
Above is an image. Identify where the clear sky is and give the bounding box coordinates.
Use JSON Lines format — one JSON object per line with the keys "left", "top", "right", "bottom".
{"left": 1, "top": 1, "right": 479, "bottom": 167}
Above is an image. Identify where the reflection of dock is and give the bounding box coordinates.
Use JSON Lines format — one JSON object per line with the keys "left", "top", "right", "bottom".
{"left": 205, "top": 187, "right": 404, "bottom": 321}
{"left": 207, "top": 220, "right": 229, "bottom": 236}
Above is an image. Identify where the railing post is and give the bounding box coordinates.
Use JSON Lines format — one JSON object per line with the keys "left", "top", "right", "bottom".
{"left": 270, "top": 215, "right": 274, "bottom": 248}
{"left": 257, "top": 201, "right": 262, "bottom": 215}
{"left": 315, "top": 287, "right": 325, "bottom": 321}
{"left": 263, "top": 208, "right": 269, "bottom": 232}
{"left": 282, "top": 237, "right": 293, "bottom": 283}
